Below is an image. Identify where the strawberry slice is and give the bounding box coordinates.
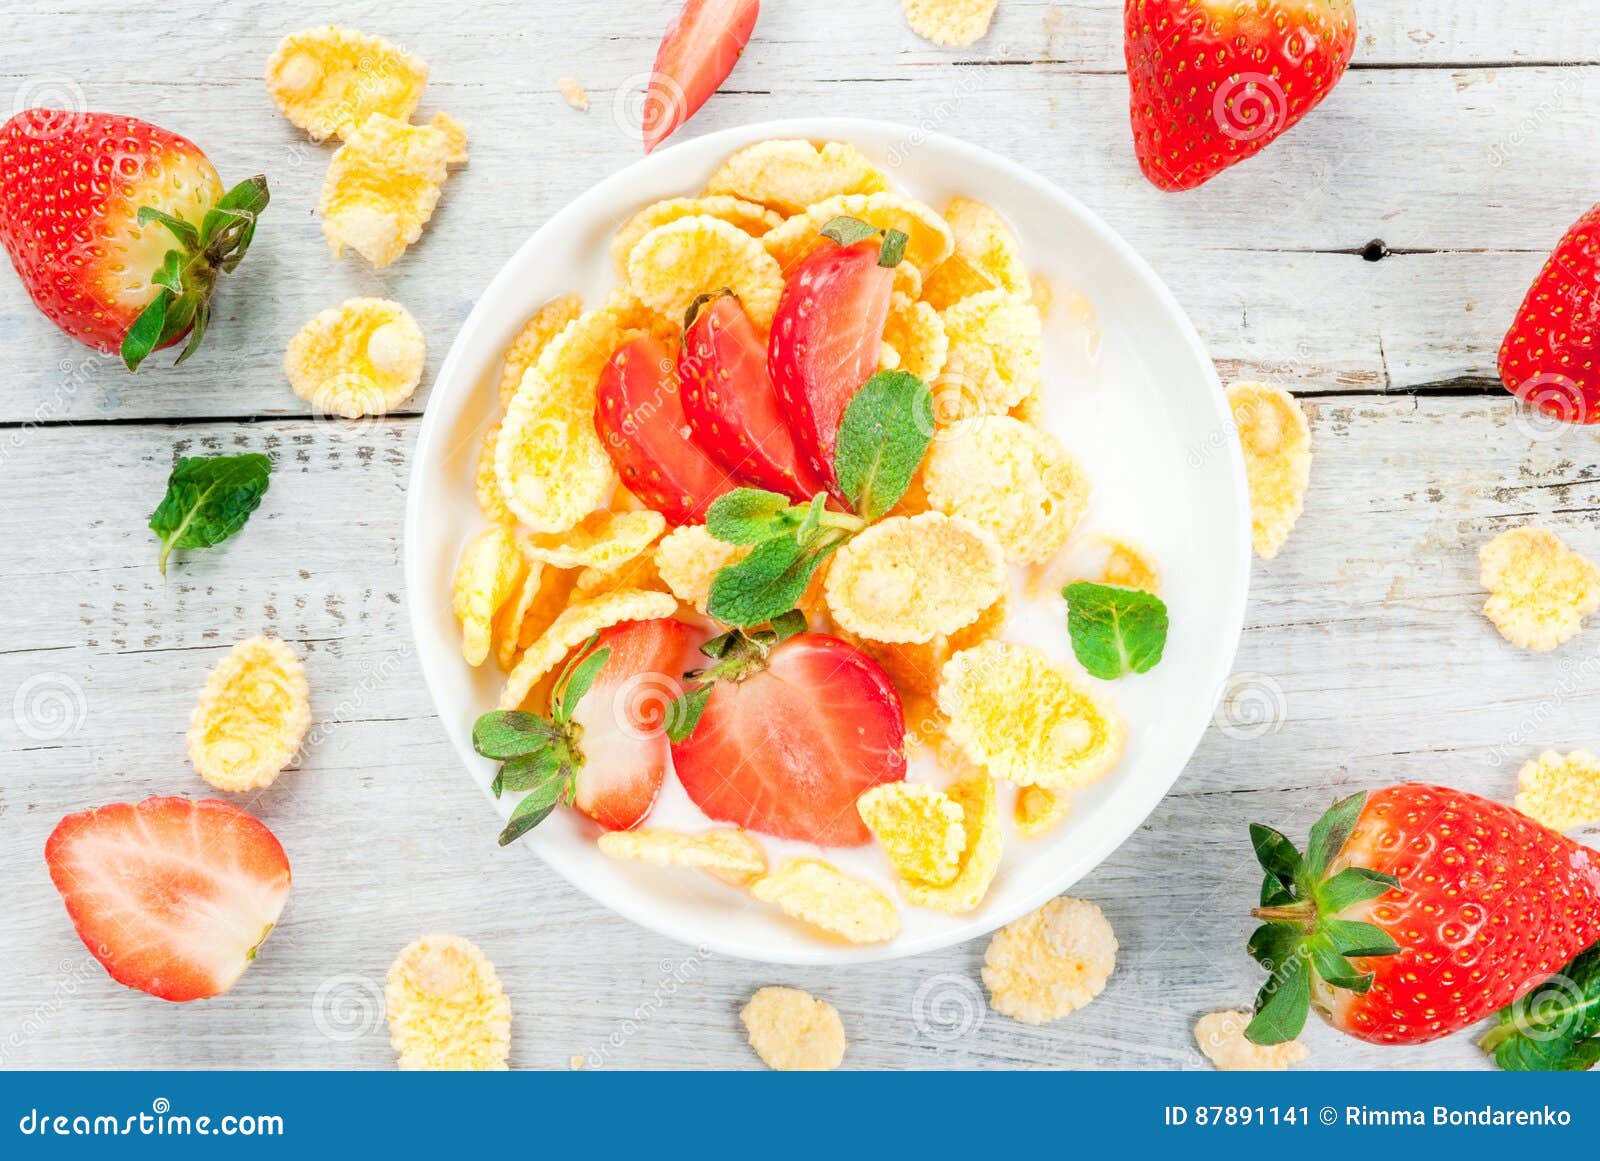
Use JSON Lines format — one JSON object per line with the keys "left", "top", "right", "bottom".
{"left": 596, "top": 333, "right": 739, "bottom": 523}
{"left": 679, "top": 291, "right": 824, "bottom": 501}
{"left": 768, "top": 230, "right": 898, "bottom": 493}
{"left": 670, "top": 627, "right": 905, "bottom": 846}
{"left": 45, "top": 797, "right": 291, "bottom": 1002}
{"left": 642, "top": 0, "right": 760, "bottom": 153}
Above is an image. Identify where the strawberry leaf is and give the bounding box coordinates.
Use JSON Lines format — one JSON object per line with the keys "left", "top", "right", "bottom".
{"left": 553, "top": 645, "right": 611, "bottom": 723}
{"left": 1303, "top": 791, "right": 1367, "bottom": 882}
{"left": 818, "top": 215, "right": 880, "bottom": 247}
{"left": 148, "top": 453, "right": 272, "bottom": 575}
{"left": 833, "top": 370, "right": 934, "bottom": 521}
{"left": 1316, "top": 866, "right": 1400, "bottom": 912}
{"left": 472, "top": 710, "right": 559, "bottom": 760}
{"left": 1062, "top": 582, "right": 1168, "bottom": 679}
{"left": 1247, "top": 953, "right": 1311, "bottom": 1045}
{"left": 665, "top": 683, "right": 713, "bottom": 743}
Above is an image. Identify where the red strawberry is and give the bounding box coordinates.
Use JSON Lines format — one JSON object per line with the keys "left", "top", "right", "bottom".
{"left": 642, "top": 0, "right": 760, "bottom": 152}
{"left": 678, "top": 290, "right": 824, "bottom": 501}
{"left": 595, "top": 333, "right": 739, "bottom": 523}
{"left": 476, "top": 618, "right": 695, "bottom": 841}
{"left": 45, "top": 797, "right": 291, "bottom": 1002}
{"left": 1245, "top": 784, "right": 1600, "bottom": 1047}
{"left": 768, "top": 225, "right": 899, "bottom": 492}
{"left": 0, "top": 109, "right": 268, "bottom": 369}
{"left": 1498, "top": 204, "right": 1600, "bottom": 425}
{"left": 1124, "top": 0, "right": 1357, "bottom": 192}
{"left": 669, "top": 626, "right": 905, "bottom": 845}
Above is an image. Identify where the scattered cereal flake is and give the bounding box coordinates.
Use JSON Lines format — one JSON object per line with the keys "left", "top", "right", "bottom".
{"left": 882, "top": 293, "right": 948, "bottom": 381}
{"left": 265, "top": 26, "right": 428, "bottom": 142}
{"left": 187, "top": 636, "right": 311, "bottom": 792}
{"left": 1479, "top": 526, "right": 1600, "bottom": 651}
{"left": 522, "top": 509, "right": 666, "bottom": 572}
{"left": 825, "top": 512, "right": 1005, "bottom": 644}
{"left": 706, "top": 139, "right": 889, "bottom": 216}
{"left": 1027, "top": 533, "right": 1161, "bottom": 601}
{"left": 923, "top": 415, "right": 1089, "bottom": 565}
{"left": 284, "top": 297, "right": 425, "bottom": 418}
{"left": 857, "top": 782, "right": 967, "bottom": 887}
{"left": 568, "top": 1054, "right": 585, "bottom": 1070}
{"left": 936, "top": 290, "right": 1043, "bottom": 418}
{"left": 557, "top": 76, "right": 589, "bottom": 111}
{"left": 627, "top": 215, "right": 784, "bottom": 330}
{"left": 495, "top": 308, "right": 623, "bottom": 533}
{"left": 1515, "top": 749, "right": 1600, "bottom": 832}
{"left": 386, "top": 934, "right": 511, "bottom": 1071}
{"left": 498, "top": 295, "right": 584, "bottom": 408}
{"left": 492, "top": 559, "right": 546, "bottom": 671}
{"left": 320, "top": 113, "right": 452, "bottom": 268}
{"left": 610, "top": 195, "right": 782, "bottom": 276}
{"left": 762, "top": 191, "right": 955, "bottom": 274}
{"left": 453, "top": 527, "right": 526, "bottom": 667}
{"left": 655, "top": 524, "right": 750, "bottom": 613}
{"left": 499, "top": 588, "right": 678, "bottom": 711}
{"left": 1015, "top": 785, "right": 1070, "bottom": 838}
{"left": 902, "top": 770, "right": 1002, "bottom": 912}
{"left": 922, "top": 197, "right": 1028, "bottom": 309}
{"left": 749, "top": 858, "right": 901, "bottom": 944}
{"left": 741, "top": 987, "right": 847, "bottom": 1071}
{"left": 429, "top": 112, "right": 469, "bottom": 165}
{"left": 1195, "top": 1010, "right": 1309, "bottom": 1071}
{"left": 1030, "top": 272, "right": 1055, "bottom": 318}
{"left": 1227, "top": 381, "right": 1311, "bottom": 560}
{"left": 475, "top": 423, "right": 514, "bottom": 526}
{"left": 598, "top": 827, "right": 767, "bottom": 881}
{"left": 983, "top": 897, "right": 1117, "bottom": 1023}
{"left": 939, "top": 641, "right": 1125, "bottom": 789}
{"left": 904, "top": 0, "right": 999, "bottom": 47}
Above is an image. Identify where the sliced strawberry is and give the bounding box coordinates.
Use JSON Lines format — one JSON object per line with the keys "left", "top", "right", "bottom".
{"left": 671, "top": 630, "right": 905, "bottom": 845}
{"left": 1499, "top": 204, "right": 1600, "bottom": 425}
{"left": 642, "top": 0, "right": 760, "bottom": 153}
{"left": 768, "top": 236, "right": 897, "bottom": 492}
{"left": 45, "top": 797, "right": 291, "bottom": 1002}
{"left": 679, "top": 291, "right": 824, "bottom": 501}
{"left": 595, "top": 333, "right": 740, "bottom": 523}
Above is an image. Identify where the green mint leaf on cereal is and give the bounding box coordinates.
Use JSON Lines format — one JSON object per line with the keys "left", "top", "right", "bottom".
{"left": 1482, "top": 943, "right": 1600, "bottom": 1072}
{"left": 1062, "top": 581, "right": 1168, "bottom": 680}
{"left": 706, "top": 487, "right": 802, "bottom": 545}
{"left": 708, "top": 534, "right": 843, "bottom": 626}
{"left": 834, "top": 370, "right": 934, "bottom": 521}
{"left": 148, "top": 453, "right": 272, "bottom": 576}
{"left": 818, "top": 215, "right": 880, "bottom": 247}
{"left": 473, "top": 711, "right": 559, "bottom": 760}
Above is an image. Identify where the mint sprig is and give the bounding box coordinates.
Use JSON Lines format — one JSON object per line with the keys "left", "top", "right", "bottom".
{"left": 148, "top": 453, "right": 272, "bottom": 575}
{"left": 1062, "top": 581, "right": 1169, "bottom": 680}
{"left": 1482, "top": 942, "right": 1600, "bottom": 1071}
{"left": 834, "top": 370, "right": 934, "bottom": 522}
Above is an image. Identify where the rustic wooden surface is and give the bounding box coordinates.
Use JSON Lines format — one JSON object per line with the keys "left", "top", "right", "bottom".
{"left": 3, "top": 0, "right": 1598, "bottom": 1070}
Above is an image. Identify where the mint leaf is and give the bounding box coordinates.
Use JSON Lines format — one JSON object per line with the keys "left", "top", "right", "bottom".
{"left": 472, "top": 711, "right": 559, "bottom": 760}
{"left": 1483, "top": 943, "right": 1600, "bottom": 1071}
{"left": 708, "top": 535, "right": 841, "bottom": 627}
{"left": 1061, "top": 581, "right": 1168, "bottom": 680}
{"left": 833, "top": 371, "right": 934, "bottom": 521}
{"left": 148, "top": 453, "right": 272, "bottom": 575}
{"left": 706, "top": 488, "right": 802, "bottom": 545}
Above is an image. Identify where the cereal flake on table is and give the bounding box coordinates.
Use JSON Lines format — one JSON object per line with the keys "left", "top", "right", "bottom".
{"left": 1515, "top": 749, "right": 1600, "bottom": 832}
{"left": 741, "top": 987, "right": 847, "bottom": 1071}
{"left": 983, "top": 897, "right": 1117, "bottom": 1023}
{"left": 1479, "top": 525, "right": 1600, "bottom": 651}
{"left": 187, "top": 636, "right": 311, "bottom": 792}
{"left": 1227, "top": 380, "right": 1311, "bottom": 559}
{"left": 386, "top": 934, "right": 511, "bottom": 1071}
{"left": 284, "top": 297, "right": 425, "bottom": 418}
{"left": 1194, "top": 1010, "right": 1309, "bottom": 1071}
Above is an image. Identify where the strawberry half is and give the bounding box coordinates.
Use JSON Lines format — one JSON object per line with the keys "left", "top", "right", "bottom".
{"left": 1498, "top": 204, "right": 1600, "bottom": 425}
{"left": 475, "top": 618, "right": 694, "bottom": 842}
{"left": 0, "top": 110, "right": 268, "bottom": 369}
{"left": 679, "top": 290, "right": 824, "bottom": 501}
{"left": 668, "top": 619, "right": 905, "bottom": 846}
{"left": 642, "top": 0, "right": 760, "bottom": 153}
{"left": 1124, "top": 0, "right": 1357, "bottom": 191}
{"left": 1246, "top": 784, "right": 1600, "bottom": 1047}
{"left": 45, "top": 797, "right": 291, "bottom": 1002}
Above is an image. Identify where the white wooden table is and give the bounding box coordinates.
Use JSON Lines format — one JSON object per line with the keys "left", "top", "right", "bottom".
{"left": 3, "top": 0, "right": 1598, "bottom": 1071}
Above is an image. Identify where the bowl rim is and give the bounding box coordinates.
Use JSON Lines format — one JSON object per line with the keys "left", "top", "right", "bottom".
{"left": 404, "top": 115, "right": 1251, "bottom": 965}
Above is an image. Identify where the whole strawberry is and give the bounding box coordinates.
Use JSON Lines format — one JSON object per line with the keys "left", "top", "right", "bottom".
{"left": 1245, "top": 784, "right": 1600, "bottom": 1047}
{"left": 1498, "top": 204, "right": 1600, "bottom": 425}
{"left": 1124, "top": 0, "right": 1357, "bottom": 191}
{"left": 0, "top": 109, "right": 267, "bottom": 370}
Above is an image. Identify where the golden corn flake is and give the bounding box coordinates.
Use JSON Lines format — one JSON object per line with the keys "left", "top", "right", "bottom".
{"left": 1515, "top": 749, "right": 1600, "bottom": 832}
{"left": 923, "top": 415, "right": 1089, "bottom": 565}
{"left": 936, "top": 290, "right": 1043, "bottom": 418}
{"left": 1480, "top": 526, "right": 1600, "bottom": 651}
{"left": 878, "top": 342, "right": 902, "bottom": 372}
{"left": 598, "top": 827, "right": 767, "bottom": 881}
{"left": 386, "top": 934, "right": 511, "bottom": 1071}
{"left": 475, "top": 423, "right": 513, "bottom": 526}
{"left": 857, "top": 782, "right": 967, "bottom": 887}
{"left": 655, "top": 524, "right": 750, "bottom": 614}
{"left": 429, "top": 112, "right": 469, "bottom": 165}
{"left": 1015, "top": 785, "right": 1070, "bottom": 838}
{"left": 453, "top": 527, "right": 526, "bottom": 668}
{"left": 522, "top": 509, "right": 666, "bottom": 572}
{"left": 882, "top": 294, "right": 948, "bottom": 381}
{"left": 749, "top": 857, "right": 901, "bottom": 944}
{"left": 627, "top": 215, "right": 784, "bottom": 331}
{"left": 1195, "top": 1010, "right": 1309, "bottom": 1072}
{"left": 904, "top": 0, "right": 999, "bottom": 47}
{"left": 610, "top": 195, "right": 782, "bottom": 276}
{"left": 1228, "top": 381, "right": 1311, "bottom": 560}
{"left": 491, "top": 560, "right": 545, "bottom": 671}
{"left": 922, "top": 197, "right": 1028, "bottom": 309}
{"left": 557, "top": 76, "right": 589, "bottom": 111}
{"left": 574, "top": 551, "right": 667, "bottom": 602}
{"left": 706, "top": 139, "right": 889, "bottom": 216}
{"left": 763, "top": 192, "right": 954, "bottom": 274}
{"left": 187, "top": 635, "right": 311, "bottom": 793}
{"left": 939, "top": 641, "right": 1125, "bottom": 789}
{"left": 740, "top": 987, "right": 847, "bottom": 1071}
{"left": 983, "top": 896, "right": 1117, "bottom": 1024}
{"left": 265, "top": 26, "right": 428, "bottom": 142}
{"left": 284, "top": 297, "right": 425, "bottom": 418}
{"left": 498, "top": 588, "right": 677, "bottom": 711}
{"left": 498, "top": 295, "right": 584, "bottom": 408}
{"left": 903, "top": 770, "right": 1002, "bottom": 912}
{"left": 1028, "top": 533, "right": 1161, "bottom": 601}
{"left": 509, "top": 566, "right": 580, "bottom": 656}
{"left": 825, "top": 513, "right": 1005, "bottom": 645}
{"left": 320, "top": 113, "right": 452, "bottom": 268}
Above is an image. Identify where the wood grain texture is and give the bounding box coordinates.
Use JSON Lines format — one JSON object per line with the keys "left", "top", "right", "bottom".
{"left": 1, "top": 2, "right": 1598, "bottom": 1071}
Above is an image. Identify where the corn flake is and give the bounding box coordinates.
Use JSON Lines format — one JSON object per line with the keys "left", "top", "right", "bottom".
{"left": 1195, "top": 1010, "right": 1309, "bottom": 1071}
{"left": 902, "top": 770, "right": 1002, "bottom": 912}
{"left": 498, "top": 588, "right": 677, "bottom": 711}
{"left": 492, "top": 560, "right": 546, "bottom": 671}
{"left": 265, "top": 26, "right": 428, "bottom": 142}
{"left": 655, "top": 524, "right": 750, "bottom": 614}
{"left": 498, "top": 295, "right": 584, "bottom": 408}
{"left": 557, "top": 76, "right": 589, "bottom": 111}
{"left": 1015, "top": 785, "right": 1070, "bottom": 838}
{"left": 284, "top": 297, "right": 425, "bottom": 418}
{"left": 922, "top": 197, "right": 1028, "bottom": 309}
{"left": 825, "top": 513, "right": 1005, "bottom": 644}
{"left": 187, "top": 635, "right": 311, "bottom": 792}
{"left": 574, "top": 552, "right": 667, "bottom": 602}
{"left": 598, "top": 827, "right": 767, "bottom": 881}
{"left": 453, "top": 527, "right": 526, "bottom": 667}
{"left": 983, "top": 897, "right": 1117, "bottom": 1023}
{"left": 386, "top": 934, "right": 511, "bottom": 1071}
{"left": 611, "top": 196, "right": 782, "bottom": 276}
{"left": 321, "top": 113, "right": 452, "bottom": 268}
{"left": 762, "top": 192, "right": 955, "bottom": 274}
{"left": 1515, "top": 749, "right": 1600, "bottom": 832}
{"left": 475, "top": 423, "right": 514, "bottom": 526}
{"left": 522, "top": 509, "right": 666, "bottom": 572}
{"left": 706, "top": 139, "right": 888, "bottom": 216}
{"left": 904, "top": 0, "right": 1000, "bottom": 47}
{"left": 429, "top": 112, "right": 469, "bottom": 165}
{"left": 740, "top": 987, "right": 847, "bottom": 1071}
{"left": 883, "top": 293, "right": 949, "bottom": 381}
{"left": 1480, "top": 526, "right": 1600, "bottom": 651}
{"left": 627, "top": 215, "right": 784, "bottom": 331}
{"left": 1228, "top": 381, "right": 1311, "bottom": 560}
{"left": 749, "top": 858, "right": 901, "bottom": 944}
{"left": 857, "top": 782, "right": 967, "bottom": 887}
{"left": 936, "top": 290, "right": 1043, "bottom": 418}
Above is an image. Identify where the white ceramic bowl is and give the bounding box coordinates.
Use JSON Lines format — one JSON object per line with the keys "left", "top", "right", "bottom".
{"left": 406, "top": 117, "right": 1250, "bottom": 964}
